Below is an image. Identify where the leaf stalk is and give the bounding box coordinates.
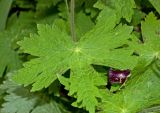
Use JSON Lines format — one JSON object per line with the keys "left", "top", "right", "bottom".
{"left": 70, "top": 0, "right": 77, "bottom": 42}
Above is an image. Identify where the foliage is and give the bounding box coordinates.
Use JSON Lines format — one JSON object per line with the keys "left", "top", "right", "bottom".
{"left": 0, "top": 73, "right": 69, "bottom": 113}
{"left": 0, "top": 0, "right": 160, "bottom": 113}
{"left": 149, "top": 0, "right": 160, "bottom": 14}
{"left": 100, "top": 61, "right": 160, "bottom": 113}
{"left": 0, "top": 31, "right": 21, "bottom": 77}
{"left": 0, "top": 0, "right": 13, "bottom": 31}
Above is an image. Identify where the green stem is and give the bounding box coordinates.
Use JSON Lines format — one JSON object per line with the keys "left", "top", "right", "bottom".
{"left": 70, "top": 0, "right": 77, "bottom": 42}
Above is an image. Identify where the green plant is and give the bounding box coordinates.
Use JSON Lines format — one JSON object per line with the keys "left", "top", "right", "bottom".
{"left": 0, "top": 0, "right": 160, "bottom": 113}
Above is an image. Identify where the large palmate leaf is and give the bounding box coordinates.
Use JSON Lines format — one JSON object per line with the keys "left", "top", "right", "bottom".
{"left": 13, "top": 8, "right": 138, "bottom": 113}
{"left": 99, "top": 61, "right": 160, "bottom": 113}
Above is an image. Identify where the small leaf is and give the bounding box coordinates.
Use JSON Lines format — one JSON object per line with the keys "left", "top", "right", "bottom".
{"left": 113, "top": 0, "right": 136, "bottom": 22}
{"left": 95, "top": 0, "right": 136, "bottom": 22}
{"left": 149, "top": 0, "right": 160, "bottom": 14}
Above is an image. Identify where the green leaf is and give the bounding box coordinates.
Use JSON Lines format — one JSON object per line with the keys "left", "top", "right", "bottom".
{"left": 100, "top": 62, "right": 160, "bottom": 113}
{"left": 0, "top": 31, "right": 22, "bottom": 77}
{"left": 34, "top": 0, "right": 60, "bottom": 21}
{"left": 0, "top": 73, "right": 69, "bottom": 113}
{"left": 112, "top": 0, "right": 136, "bottom": 22}
{"left": 31, "top": 101, "right": 69, "bottom": 113}
{"left": 13, "top": 8, "right": 138, "bottom": 113}
{"left": 93, "top": 0, "right": 106, "bottom": 10}
{"left": 131, "top": 9, "right": 146, "bottom": 26}
{"left": 138, "top": 105, "right": 160, "bottom": 113}
{"left": 6, "top": 12, "right": 37, "bottom": 49}
{"left": 75, "top": 11, "right": 94, "bottom": 39}
{"left": 59, "top": 64, "right": 106, "bottom": 113}
{"left": 142, "top": 13, "right": 160, "bottom": 46}
{"left": 0, "top": 0, "right": 13, "bottom": 31}
{"left": 0, "top": 11, "right": 38, "bottom": 77}
{"left": 12, "top": 0, "right": 34, "bottom": 9}
{"left": 6, "top": 12, "right": 36, "bottom": 30}
{"left": 14, "top": 24, "right": 73, "bottom": 91}
{"left": 0, "top": 73, "right": 38, "bottom": 113}
{"left": 94, "top": 0, "right": 136, "bottom": 22}
{"left": 1, "top": 93, "right": 37, "bottom": 113}
{"left": 36, "top": 0, "right": 60, "bottom": 10}
{"left": 0, "top": 11, "right": 39, "bottom": 77}
{"left": 149, "top": 0, "right": 160, "bottom": 14}
{"left": 133, "top": 13, "right": 160, "bottom": 64}
{"left": 57, "top": 2, "right": 69, "bottom": 19}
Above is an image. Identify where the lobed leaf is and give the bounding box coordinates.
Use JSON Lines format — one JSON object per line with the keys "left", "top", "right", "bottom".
{"left": 94, "top": 0, "right": 136, "bottom": 22}
{"left": 13, "top": 8, "right": 138, "bottom": 113}
{"left": 100, "top": 62, "right": 160, "bottom": 113}
{"left": 133, "top": 12, "right": 160, "bottom": 65}
{"left": 99, "top": 12, "right": 160, "bottom": 113}
{"left": 113, "top": 0, "right": 136, "bottom": 22}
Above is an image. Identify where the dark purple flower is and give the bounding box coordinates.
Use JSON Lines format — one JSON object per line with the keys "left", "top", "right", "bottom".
{"left": 109, "top": 68, "right": 130, "bottom": 84}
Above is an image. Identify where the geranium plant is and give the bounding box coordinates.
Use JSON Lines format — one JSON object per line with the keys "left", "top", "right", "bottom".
{"left": 0, "top": 0, "right": 160, "bottom": 113}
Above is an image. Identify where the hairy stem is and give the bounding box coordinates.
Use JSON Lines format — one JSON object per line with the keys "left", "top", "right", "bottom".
{"left": 70, "top": 0, "right": 77, "bottom": 42}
